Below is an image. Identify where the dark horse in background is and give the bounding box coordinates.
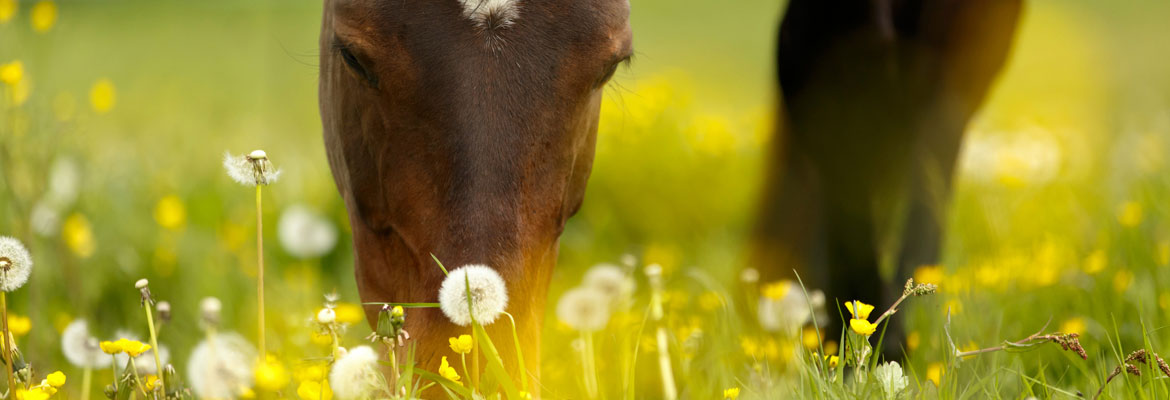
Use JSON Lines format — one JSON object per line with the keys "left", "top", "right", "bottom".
{"left": 754, "top": 0, "right": 1022, "bottom": 354}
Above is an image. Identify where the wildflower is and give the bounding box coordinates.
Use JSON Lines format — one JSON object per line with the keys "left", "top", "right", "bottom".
{"left": 438, "top": 264, "right": 509, "bottom": 326}
{"left": 849, "top": 318, "right": 877, "bottom": 336}
{"left": 200, "top": 296, "right": 222, "bottom": 327}
{"left": 154, "top": 195, "right": 187, "bottom": 231}
{"left": 0, "top": 236, "right": 33, "bottom": 292}
{"left": 844, "top": 300, "right": 874, "bottom": 320}
{"left": 1060, "top": 317, "right": 1087, "bottom": 335}
{"left": 30, "top": 1, "right": 56, "bottom": 32}
{"left": 874, "top": 361, "right": 908, "bottom": 399}
{"left": 45, "top": 371, "right": 65, "bottom": 388}
{"left": 1084, "top": 249, "right": 1107, "bottom": 275}
{"left": 739, "top": 268, "right": 759, "bottom": 284}
{"left": 556, "top": 287, "right": 611, "bottom": 332}
{"left": 278, "top": 205, "right": 338, "bottom": 259}
{"left": 87, "top": 78, "right": 117, "bottom": 113}
{"left": 448, "top": 334, "right": 473, "bottom": 354}
{"left": 187, "top": 333, "right": 256, "bottom": 399}
{"left": 914, "top": 265, "right": 945, "bottom": 286}
{"left": 438, "top": 356, "right": 461, "bottom": 385}
{"left": 7, "top": 315, "right": 30, "bottom": 336}
{"left": 317, "top": 308, "right": 336, "bottom": 324}
{"left": 1118, "top": 201, "right": 1143, "bottom": 227}
{"left": 0, "top": 61, "right": 21, "bottom": 85}
{"left": 61, "top": 320, "right": 111, "bottom": 369}
{"left": 62, "top": 213, "right": 96, "bottom": 258}
{"left": 906, "top": 331, "right": 921, "bottom": 352}
{"left": 757, "top": 281, "right": 822, "bottom": 333}
{"left": 254, "top": 355, "right": 290, "bottom": 392}
{"left": 723, "top": 387, "right": 740, "bottom": 399}
{"left": 334, "top": 303, "right": 364, "bottom": 324}
{"left": 329, "top": 346, "right": 385, "bottom": 399}
{"left": 143, "top": 375, "right": 159, "bottom": 391}
{"left": 926, "top": 362, "right": 944, "bottom": 386}
{"left": 297, "top": 380, "right": 333, "bottom": 400}
{"left": 224, "top": 150, "right": 281, "bottom": 186}
{"left": 156, "top": 301, "right": 172, "bottom": 323}
{"left": 122, "top": 339, "right": 151, "bottom": 357}
{"left": 0, "top": 0, "right": 14, "bottom": 23}
{"left": 99, "top": 341, "right": 121, "bottom": 355}
{"left": 582, "top": 263, "right": 635, "bottom": 306}
{"left": 1114, "top": 269, "right": 1134, "bottom": 293}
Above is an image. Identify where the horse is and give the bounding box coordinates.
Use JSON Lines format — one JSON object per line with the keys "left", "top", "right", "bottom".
{"left": 318, "top": 0, "right": 632, "bottom": 385}
{"left": 753, "top": 0, "right": 1023, "bottom": 355}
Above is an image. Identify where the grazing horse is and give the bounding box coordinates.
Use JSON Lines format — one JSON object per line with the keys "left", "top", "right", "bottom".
{"left": 318, "top": 0, "right": 632, "bottom": 383}
{"left": 753, "top": 0, "right": 1022, "bottom": 354}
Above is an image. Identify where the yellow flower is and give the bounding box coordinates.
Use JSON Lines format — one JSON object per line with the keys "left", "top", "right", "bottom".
{"left": 294, "top": 364, "right": 326, "bottom": 382}
{"left": 0, "top": 61, "right": 21, "bottom": 85}
{"left": 122, "top": 340, "right": 151, "bottom": 357}
{"left": 0, "top": 0, "right": 16, "bottom": 23}
{"left": 740, "top": 337, "right": 758, "bottom": 357}
{"left": 827, "top": 355, "right": 839, "bottom": 368}
{"left": 254, "top": 356, "right": 290, "bottom": 392}
{"left": 143, "top": 375, "right": 158, "bottom": 391}
{"left": 63, "top": 213, "right": 96, "bottom": 258}
{"left": 438, "top": 356, "right": 461, "bottom": 385}
{"left": 698, "top": 291, "right": 722, "bottom": 311}
{"left": 154, "top": 195, "right": 187, "bottom": 231}
{"left": 801, "top": 326, "right": 821, "bottom": 349}
{"left": 30, "top": 1, "right": 56, "bottom": 33}
{"left": 849, "top": 318, "right": 877, "bottom": 336}
{"left": 926, "top": 362, "right": 944, "bottom": 386}
{"left": 334, "top": 303, "right": 364, "bottom": 324}
{"left": 1118, "top": 201, "right": 1143, "bottom": 228}
{"left": 448, "top": 334, "right": 473, "bottom": 354}
{"left": 1083, "top": 249, "right": 1107, "bottom": 275}
{"left": 90, "top": 78, "right": 116, "bottom": 113}
{"left": 761, "top": 280, "right": 790, "bottom": 300}
{"left": 15, "top": 388, "right": 50, "bottom": 400}
{"left": 296, "top": 380, "right": 333, "bottom": 400}
{"left": 7, "top": 315, "right": 30, "bottom": 336}
{"left": 906, "top": 331, "right": 921, "bottom": 352}
{"left": 1114, "top": 269, "right": 1134, "bottom": 293}
{"left": 914, "top": 265, "right": 945, "bottom": 286}
{"left": 1060, "top": 317, "right": 1086, "bottom": 335}
{"left": 823, "top": 340, "right": 838, "bottom": 356}
{"left": 46, "top": 371, "right": 65, "bottom": 388}
{"left": 723, "top": 387, "right": 740, "bottom": 399}
{"left": 845, "top": 300, "right": 874, "bottom": 320}
{"left": 100, "top": 341, "right": 121, "bottom": 354}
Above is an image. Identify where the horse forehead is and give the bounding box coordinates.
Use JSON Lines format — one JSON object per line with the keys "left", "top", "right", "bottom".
{"left": 457, "top": 0, "right": 522, "bottom": 27}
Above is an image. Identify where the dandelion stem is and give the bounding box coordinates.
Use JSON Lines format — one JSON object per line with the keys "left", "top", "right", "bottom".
{"left": 82, "top": 366, "right": 92, "bottom": 400}
{"left": 143, "top": 300, "right": 166, "bottom": 395}
{"left": 460, "top": 353, "right": 471, "bottom": 392}
{"left": 0, "top": 291, "right": 16, "bottom": 394}
{"left": 129, "top": 358, "right": 149, "bottom": 399}
{"left": 255, "top": 184, "right": 267, "bottom": 357}
{"left": 387, "top": 344, "right": 399, "bottom": 393}
{"left": 110, "top": 355, "right": 119, "bottom": 393}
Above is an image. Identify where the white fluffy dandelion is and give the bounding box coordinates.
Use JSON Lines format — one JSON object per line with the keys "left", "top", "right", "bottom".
{"left": 277, "top": 205, "right": 338, "bottom": 259}
{"left": 223, "top": 150, "right": 281, "bottom": 186}
{"left": 187, "top": 333, "right": 256, "bottom": 399}
{"left": 556, "top": 287, "right": 611, "bottom": 332}
{"left": 757, "top": 282, "right": 825, "bottom": 333}
{"left": 438, "top": 264, "right": 509, "bottom": 326}
{"left": 583, "top": 263, "right": 635, "bottom": 307}
{"left": 329, "top": 345, "right": 387, "bottom": 400}
{"left": 0, "top": 236, "right": 33, "bottom": 292}
{"left": 61, "top": 320, "right": 111, "bottom": 369}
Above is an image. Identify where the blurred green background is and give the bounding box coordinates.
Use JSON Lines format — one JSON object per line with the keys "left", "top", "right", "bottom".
{"left": 5, "top": 0, "right": 1170, "bottom": 397}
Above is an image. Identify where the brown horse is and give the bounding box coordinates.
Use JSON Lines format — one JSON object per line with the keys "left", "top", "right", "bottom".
{"left": 754, "top": 0, "right": 1022, "bottom": 356}
{"left": 318, "top": 0, "right": 631, "bottom": 384}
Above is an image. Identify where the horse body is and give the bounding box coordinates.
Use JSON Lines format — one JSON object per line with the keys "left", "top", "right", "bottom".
{"left": 319, "top": 0, "right": 631, "bottom": 379}
{"left": 755, "top": 0, "right": 1022, "bottom": 353}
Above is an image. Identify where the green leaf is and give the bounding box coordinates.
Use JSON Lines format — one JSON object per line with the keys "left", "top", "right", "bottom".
{"left": 474, "top": 322, "right": 522, "bottom": 400}
{"left": 416, "top": 369, "right": 474, "bottom": 399}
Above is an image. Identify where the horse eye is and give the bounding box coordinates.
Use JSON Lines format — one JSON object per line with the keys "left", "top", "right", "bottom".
{"left": 336, "top": 41, "right": 379, "bottom": 87}
{"left": 596, "top": 56, "right": 630, "bottom": 88}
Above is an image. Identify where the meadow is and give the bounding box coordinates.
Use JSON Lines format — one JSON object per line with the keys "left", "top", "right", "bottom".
{"left": 3, "top": 0, "right": 1170, "bottom": 398}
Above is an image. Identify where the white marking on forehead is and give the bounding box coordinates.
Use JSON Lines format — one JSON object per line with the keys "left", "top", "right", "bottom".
{"left": 458, "top": 0, "right": 520, "bottom": 29}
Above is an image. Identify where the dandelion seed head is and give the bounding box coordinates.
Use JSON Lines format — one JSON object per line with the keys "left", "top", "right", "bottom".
{"left": 556, "top": 287, "right": 611, "bottom": 332}
{"left": 317, "top": 308, "right": 336, "bottom": 324}
{"left": 223, "top": 150, "right": 281, "bottom": 186}
{"left": 329, "top": 345, "right": 384, "bottom": 400}
{"left": 200, "top": 297, "right": 222, "bottom": 326}
{"left": 277, "top": 205, "right": 338, "bottom": 259}
{"left": 583, "top": 263, "right": 635, "bottom": 306}
{"left": 132, "top": 344, "right": 170, "bottom": 375}
{"left": 61, "top": 320, "right": 111, "bottom": 369}
{"left": 187, "top": 333, "right": 256, "bottom": 399}
{"left": 249, "top": 150, "right": 267, "bottom": 160}
{"left": 438, "top": 264, "right": 509, "bottom": 326}
{"left": 0, "top": 236, "right": 33, "bottom": 292}
{"left": 135, "top": 279, "right": 149, "bottom": 289}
